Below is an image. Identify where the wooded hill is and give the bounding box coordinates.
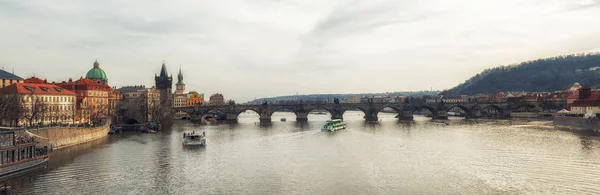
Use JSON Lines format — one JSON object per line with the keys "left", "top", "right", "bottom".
{"left": 444, "top": 53, "right": 600, "bottom": 95}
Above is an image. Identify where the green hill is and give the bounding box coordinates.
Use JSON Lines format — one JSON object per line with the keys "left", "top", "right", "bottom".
{"left": 445, "top": 53, "right": 600, "bottom": 95}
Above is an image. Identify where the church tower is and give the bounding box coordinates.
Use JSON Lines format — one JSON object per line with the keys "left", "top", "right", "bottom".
{"left": 155, "top": 61, "right": 173, "bottom": 105}
{"left": 175, "top": 66, "right": 185, "bottom": 94}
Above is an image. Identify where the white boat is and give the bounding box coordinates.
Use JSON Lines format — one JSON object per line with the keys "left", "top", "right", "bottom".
{"left": 321, "top": 119, "right": 346, "bottom": 132}
{"left": 182, "top": 132, "right": 206, "bottom": 147}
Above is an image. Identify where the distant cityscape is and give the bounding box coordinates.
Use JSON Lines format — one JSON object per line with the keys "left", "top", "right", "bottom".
{"left": 0, "top": 59, "right": 598, "bottom": 127}
{"left": 0, "top": 60, "right": 228, "bottom": 127}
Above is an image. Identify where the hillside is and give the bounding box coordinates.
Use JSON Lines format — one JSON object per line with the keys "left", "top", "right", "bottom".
{"left": 445, "top": 53, "right": 600, "bottom": 95}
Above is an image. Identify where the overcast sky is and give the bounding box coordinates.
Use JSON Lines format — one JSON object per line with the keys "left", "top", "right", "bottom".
{"left": 1, "top": 0, "right": 600, "bottom": 101}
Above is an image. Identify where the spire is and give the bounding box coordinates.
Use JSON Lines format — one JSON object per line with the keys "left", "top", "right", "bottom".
{"left": 93, "top": 59, "right": 99, "bottom": 68}
{"left": 160, "top": 60, "right": 168, "bottom": 77}
{"left": 177, "top": 65, "right": 184, "bottom": 85}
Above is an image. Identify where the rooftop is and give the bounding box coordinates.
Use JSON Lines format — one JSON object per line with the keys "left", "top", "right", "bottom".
{"left": 0, "top": 83, "right": 77, "bottom": 96}
{"left": 0, "top": 69, "right": 24, "bottom": 80}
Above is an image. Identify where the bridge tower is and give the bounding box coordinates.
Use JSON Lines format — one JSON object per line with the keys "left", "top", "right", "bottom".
{"left": 155, "top": 61, "right": 173, "bottom": 106}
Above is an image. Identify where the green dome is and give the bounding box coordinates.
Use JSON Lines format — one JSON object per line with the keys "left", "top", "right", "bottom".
{"left": 86, "top": 60, "right": 108, "bottom": 83}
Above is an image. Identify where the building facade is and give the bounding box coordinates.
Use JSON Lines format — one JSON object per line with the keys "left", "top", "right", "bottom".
{"left": 209, "top": 93, "right": 224, "bottom": 106}
{"left": 117, "top": 86, "right": 160, "bottom": 123}
{"left": 567, "top": 86, "right": 600, "bottom": 114}
{"left": 174, "top": 67, "right": 189, "bottom": 119}
{"left": 155, "top": 61, "right": 173, "bottom": 106}
{"left": 0, "top": 69, "right": 24, "bottom": 88}
{"left": 55, "top": 60, "right": 119, "bottom": 124}
{"left": 187, "top": 91, "right": 204, "bottom": 106}
{"left": 0, "top": 82, "right": 77, "bottom": 126}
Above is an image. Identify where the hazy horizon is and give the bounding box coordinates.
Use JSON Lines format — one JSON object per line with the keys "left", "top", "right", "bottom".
{"left": 2, "top": 0, "right": 600, "bottom": 101}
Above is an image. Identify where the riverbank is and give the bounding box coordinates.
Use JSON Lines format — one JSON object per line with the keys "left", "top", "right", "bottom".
{"left": 553, "top": 116, "right": 600, "bottom": 133}
{"left": 27, "top": 122, "right": 110, "bottom": 149}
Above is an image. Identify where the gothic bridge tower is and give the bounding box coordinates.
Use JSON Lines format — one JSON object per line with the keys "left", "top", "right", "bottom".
{"left": 155, "top": 61, "right": 173, "bottom": 106}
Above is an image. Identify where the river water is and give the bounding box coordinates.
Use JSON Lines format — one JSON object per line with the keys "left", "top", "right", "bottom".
{"left": 8, "top": 111, "right": 600, "bottom": 194}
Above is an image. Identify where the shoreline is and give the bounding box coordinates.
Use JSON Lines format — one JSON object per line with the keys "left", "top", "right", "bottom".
{"left": 27, "top": 122, "right": 111, "bottom": 149}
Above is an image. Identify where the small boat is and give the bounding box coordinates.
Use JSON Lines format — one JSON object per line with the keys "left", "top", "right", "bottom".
{"left": 183, "top": 132, "right": 206, "bottom": 147}
{"left": 321, "top": 119, "right": 346, "bottom": 132}
{"left": 141, "top": 127, "right": 157, "bottom": 134}
{"left": 280, "top": 118, "right": 286, "bottom": 122}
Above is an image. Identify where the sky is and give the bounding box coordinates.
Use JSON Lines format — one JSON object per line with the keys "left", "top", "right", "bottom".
{"left": 1, "top": 0, "right": 600, "bottom": 102}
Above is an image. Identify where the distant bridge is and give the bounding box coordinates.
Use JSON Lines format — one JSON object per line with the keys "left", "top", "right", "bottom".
{"left": 174, "top": 100, "right": 565, "bottom": 122}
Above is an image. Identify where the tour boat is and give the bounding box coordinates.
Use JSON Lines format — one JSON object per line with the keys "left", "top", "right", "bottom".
{"left": 321, "top": 119, "right": 346, "bottom": 132}
{"left": 182, "top": 132, "right": 206, "bottom": 147}
{"left": 0, "top": 129, "right": 53, "bottom": 179}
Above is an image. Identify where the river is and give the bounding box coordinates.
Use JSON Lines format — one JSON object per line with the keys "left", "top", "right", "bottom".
{"left": 7, "top": 111, "right": 600, "bottom": 194}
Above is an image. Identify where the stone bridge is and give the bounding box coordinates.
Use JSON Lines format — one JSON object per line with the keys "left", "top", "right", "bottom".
{"left": 174, "top": 101, "right": 565, "bottom": 122}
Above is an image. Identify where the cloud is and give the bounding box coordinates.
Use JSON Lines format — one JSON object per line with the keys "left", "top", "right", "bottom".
{"left": 1, "top": 0, "right": 600, "bottom": 101}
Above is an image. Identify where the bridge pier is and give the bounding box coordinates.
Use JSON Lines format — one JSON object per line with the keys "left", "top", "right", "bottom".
{"left": 190, "top": 114, "right": 201, "bottom": 122}
{"left": 397, "top": 110, "right": 414, "bottom": 120}
{"left": 295, "top": 111, "right": 309, "bottom": 122}
{"left": 465, "top": 110, "right": 481, "bottom": 119}
{"left": 331, "top": 112, "right": 343, "bottom": 120}
{"left": 226, "top": 112, "right": 238, "bottom": 122}
{"left": 259, "top": 113, "right": 271, "bottom": 123}
{"left": 364, "top": 110, "right": 378, "bottom": 121}
{"left": 433, "top": 110, "right": 448, "bottom": 120}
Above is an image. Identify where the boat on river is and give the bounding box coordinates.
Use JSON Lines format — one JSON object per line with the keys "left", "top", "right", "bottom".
{"left": 0, "top": 129, "right": 53, "bottom": 179}
{"left": 182, "top": 132, "right": 206, "bottom": 147}
{"left": 321, "top": 119, "right": 346, "bottom": 132}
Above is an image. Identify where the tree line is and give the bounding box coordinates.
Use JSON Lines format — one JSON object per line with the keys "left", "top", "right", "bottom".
{"left": 444, "top": 53, "right": 600, "bottom": 95}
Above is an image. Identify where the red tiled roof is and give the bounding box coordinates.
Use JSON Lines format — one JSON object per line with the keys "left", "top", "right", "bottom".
{"left": 571, "top": 100, "right": 600, "bottom": 107}
{"left": 567, "top": 90, "right": 600, "bottom": 100}
{"left": 24, "top": 77, "right": 46, "bottom": 84}
{"left": 0, "top": 83, "right": 76, "bottom": 96}
{"left": 56, "top": 78, "right": 112, "bottom": 91}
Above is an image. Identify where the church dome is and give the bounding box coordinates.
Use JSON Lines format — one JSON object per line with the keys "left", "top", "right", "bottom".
{"left": 86, "top": 60, "right": 108, "bottom": 83}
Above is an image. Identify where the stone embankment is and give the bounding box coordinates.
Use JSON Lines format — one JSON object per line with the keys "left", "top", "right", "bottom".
{"left": 553, "top": 116, "right": 600, "bottom": 132}
{"left": 28, "top": 123, "right": 110, "bottom": 149}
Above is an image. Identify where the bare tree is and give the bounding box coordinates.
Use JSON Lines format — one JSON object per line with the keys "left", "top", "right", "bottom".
{"left": 0, "top": 95, "right": 25, "bottom": 126}
{"left": 88, "top": 102, "right": 108, "bottom": 125}
{"left": 149, "top": 97, "right": 175, "bottom": 129}
{"left": 22, "top": 95, "right": 46, "bottom": 127}
{"left": 118, "top": 95, "right": 149, "bottom": 123}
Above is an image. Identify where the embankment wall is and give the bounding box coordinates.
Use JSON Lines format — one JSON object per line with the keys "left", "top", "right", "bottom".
{"left": 28, "top": 123, "right": 110, "bottom": 149}
{"left": 553, "top": 116, "right": 600, "bottom": 131}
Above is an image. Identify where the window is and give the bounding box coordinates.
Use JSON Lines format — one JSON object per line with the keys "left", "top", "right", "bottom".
{"left": 24, "top": 86, "right": 35, "bottom": 92}
{"left": 40, "top": 87, "right": 49, "bottom": 92}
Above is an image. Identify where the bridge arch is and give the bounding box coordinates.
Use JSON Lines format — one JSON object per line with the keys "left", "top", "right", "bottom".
{"left": 481, "top": 104, "right": 506, "bottom": 118}
{"left": 340, "top": 106, "right": 369, "bottom": 118}
{"left": 376, "top": 106, "right": 402, "bottom": 120}
{"left": 235, "top": 108, "right": 262, "bottom": 118}
{"left": 446, "top": 105, "right": 471, "bottom": 117}
{"left": 268, "top": 107, "right": 299, "bottom": 121}
{"left": 410, "top": 105, "right": 438, "bottom": 119}
{"left": 513, "top": 103, "right": 539, "bottom": 112}
{"left": 201, "top": 108, "right": 226, "bottom": 121}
